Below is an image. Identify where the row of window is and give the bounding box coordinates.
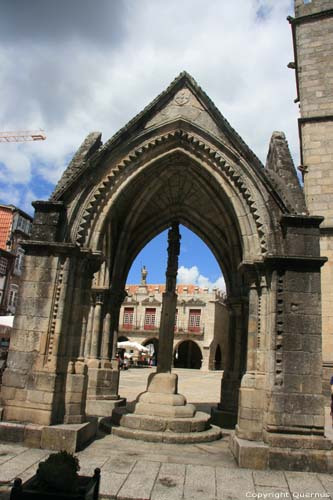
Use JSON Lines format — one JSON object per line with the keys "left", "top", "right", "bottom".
{"left": 123, "top": 307, "right": 201, "bottom": 332}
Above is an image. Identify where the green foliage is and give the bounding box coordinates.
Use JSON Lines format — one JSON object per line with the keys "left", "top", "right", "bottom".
{"left": 37, "top": 451, "right": 80, "bottom": 493}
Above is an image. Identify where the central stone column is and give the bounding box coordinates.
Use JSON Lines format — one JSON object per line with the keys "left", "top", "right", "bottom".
{"left": 157, "top": 221, "right": 180, "bottom": 373}
{"left": 112, "top": 222, "right": 222, "bottom": 443}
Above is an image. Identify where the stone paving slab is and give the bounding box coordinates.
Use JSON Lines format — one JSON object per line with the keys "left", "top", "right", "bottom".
{"left": 184, "top": 464, "right": 216, "bottom": 500}
{"left": 285, "top": 471, "right": 330, "bottom": 497}
{"left": 1, "top": 434, "right": 333, "bottom": 500}
{"left": 253, "top": 470, "right": 288, "bottom": 488}
{"left": 150, "top": 463, "right": 186, "bottom": 500}
{"left": 117, "top": 460, "right": 161, "bottom": 500}
{"left": 216, "top": 467, "right": 255, "bottom": 500}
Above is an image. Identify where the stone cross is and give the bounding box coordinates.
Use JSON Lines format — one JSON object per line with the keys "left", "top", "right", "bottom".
{"left": 157, "top": 222, "right": 181, "bottom": 373}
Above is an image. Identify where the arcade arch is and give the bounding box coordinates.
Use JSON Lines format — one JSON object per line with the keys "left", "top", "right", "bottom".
{"left": 174, "top": 340, "right": 202, "bottom": 370}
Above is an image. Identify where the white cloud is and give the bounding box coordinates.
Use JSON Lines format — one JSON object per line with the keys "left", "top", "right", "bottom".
{"left": 177, "top": 265, "right": 226, "bottom": 292}
{"left": 0, "top": 0, "right": 297, "bottom": 209}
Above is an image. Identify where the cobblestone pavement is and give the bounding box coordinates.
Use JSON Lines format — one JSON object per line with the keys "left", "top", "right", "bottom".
{"left": 1, "top": 368, "right": 333, "bottom": 499}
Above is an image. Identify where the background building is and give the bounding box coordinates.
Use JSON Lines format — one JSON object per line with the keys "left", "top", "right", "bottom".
{"left": 0, "top": 204, "right": 32, "bottom": 353}
{"left": 119, "top": 273, "right": 228, "bottom": 371}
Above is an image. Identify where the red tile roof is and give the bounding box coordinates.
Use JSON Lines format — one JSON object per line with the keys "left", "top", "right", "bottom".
{"left": 0, "top": 207, "right": 13, "bottom": 251}
{"left": 125, "top": 284, "right": 206, "bottom": 295}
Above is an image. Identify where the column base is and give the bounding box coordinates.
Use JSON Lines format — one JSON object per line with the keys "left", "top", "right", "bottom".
{"left": 86, "top": 397, "right": 126, "bottom": 417}
{"left": 211, "top": 407, "right": 237, "bottom": 428}
{"left": 0, "top": 420, "right": 97, "bottom": 453}
{"left": 230, "top": 433, "right": 333, "bottom": 472}
{"left": 230, "top": 434, "right": 269, "bottom": 469}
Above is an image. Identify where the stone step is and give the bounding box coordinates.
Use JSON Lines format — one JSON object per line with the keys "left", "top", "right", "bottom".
{"left": 118, "top": 411, "right": 211, "bottom": 433}
{"left": 112, "top": 424, "right": 222, "bottom": 444}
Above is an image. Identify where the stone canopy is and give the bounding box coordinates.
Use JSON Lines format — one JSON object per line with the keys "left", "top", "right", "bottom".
{"left": 0, "top": 71, "right": 330, "bottom": 471}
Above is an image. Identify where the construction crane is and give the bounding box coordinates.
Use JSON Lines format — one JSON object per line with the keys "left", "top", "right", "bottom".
{"left": 0, "top": 130, "right": 46, "bottom": 143}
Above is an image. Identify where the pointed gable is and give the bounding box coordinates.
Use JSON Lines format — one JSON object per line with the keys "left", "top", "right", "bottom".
{"left": 51, "top": 71, "right": 264, "bottom": 201}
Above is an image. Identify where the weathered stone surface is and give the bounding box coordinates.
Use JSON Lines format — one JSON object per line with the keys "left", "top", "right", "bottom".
{"left": 135, "top": 402, "right": 196, "bottom": 418}
{"left": 147, "top": 372, "right": 178, "bottom": 394}
{"left": 41, "top": 420, "right": 97, "bottom": 453}
{"left": 139, "top": 392, "right": 186, "bottom": 406}
{"left": 112, "top": 424, "right": 222, "bottom": 444}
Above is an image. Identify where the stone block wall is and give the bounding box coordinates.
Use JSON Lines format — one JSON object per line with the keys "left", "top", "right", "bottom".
{"left": 295, "top": 0, "right": 333, "bottom": 18}
{"left": 294, "top": 1, "right": 333, "bottom": 393}
{"left": 302, "top": 122, "right": 333, "bottom": 227}
{"left": 1, "top": 251, "right": 66, "bottom": 425}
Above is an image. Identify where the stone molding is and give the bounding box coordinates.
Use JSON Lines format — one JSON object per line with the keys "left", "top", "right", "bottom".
{"left": 74, "top": 129, "right": 269, "bottom": 255}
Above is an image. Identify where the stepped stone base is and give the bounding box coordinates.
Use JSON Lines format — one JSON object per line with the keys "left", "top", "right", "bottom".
{"left": 111, "top": 372, "right": 222, "bottom": 444}
{"left": 112, "top": 423, "right": 222, "bottom": 443}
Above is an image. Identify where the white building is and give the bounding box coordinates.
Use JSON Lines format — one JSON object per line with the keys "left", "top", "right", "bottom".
{"left": 119, "top": 280, "right": 229, "bottom": 371}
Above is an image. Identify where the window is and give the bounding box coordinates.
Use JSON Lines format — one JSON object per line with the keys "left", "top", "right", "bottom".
{"left": 14, "top": 248, "right": 24, "bottom": 274}
{"left": 174, "top": 309, "right": 178, "bottom": 331}
{"left": 14, "top": 215, "right": 32, "bottom": 235}
{"left": 8, "top": 285, "right": 18, "bottom": 310}
{"left": 188, "top": 309, "right": 201, "bottom": 332}
{"left": 144, "top": 308, "right": 156, "bottom": 330}
{"left": 0, "top": 257, "right": 7, "bottom": 275}
{"left": 123, "top": 307, "right": 134, "bottom": 329}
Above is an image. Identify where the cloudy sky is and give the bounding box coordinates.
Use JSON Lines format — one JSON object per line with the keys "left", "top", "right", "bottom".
{"left": 0, "top": 0, "right": 298, "bottom": 288}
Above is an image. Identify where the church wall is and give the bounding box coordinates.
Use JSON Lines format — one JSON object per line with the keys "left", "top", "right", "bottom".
{"left": 294, "top": 0, "right": 333, "bottom": 392}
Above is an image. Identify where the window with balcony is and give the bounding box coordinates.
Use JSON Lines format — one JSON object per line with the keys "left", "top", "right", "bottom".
{"left": 188, "top": 309, "right": 201, "bottom": 332}
{"left": 144, "top": 308, "right": 156, "bottom": 330}
{"left": 123, "top": 307, "right": 134, "bottom": 329}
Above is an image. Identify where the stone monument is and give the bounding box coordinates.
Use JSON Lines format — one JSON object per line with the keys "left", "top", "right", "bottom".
{"left": 112, "top": 222, "right": 222, "bottom": 442}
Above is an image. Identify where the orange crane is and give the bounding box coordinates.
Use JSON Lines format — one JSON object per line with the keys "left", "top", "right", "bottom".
{"left": 0, "top": 130, "right": 46, "bottom": 143}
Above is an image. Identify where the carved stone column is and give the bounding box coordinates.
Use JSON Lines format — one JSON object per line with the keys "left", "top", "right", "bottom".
{"left": 83, "top": 298, "right": 95, "bottom": 358}
{"left": 85, "top": 288, "right": 126, "bottom": 417}
{"left": 0, "top": 201, "right": 102, "bottom": 434}
{"left": 231, "top": 216, "right": 333, "bottom": 472}
{"left": 89, "top": 292, "right": 103, "bottom": 361}
{"left": 211, "top": 296, "right": 247, "bottom": 428}
{"left": 235, "top": 267, "right": 268, "bottom": 443}
{"left": 101, "top": 310, "right": 112, "bottom": 360}
{"left": 109, "top": 289, "right": 127, "bottom": 359}
{"left": 157, "top": 222, "right": 181, "bottom": 373}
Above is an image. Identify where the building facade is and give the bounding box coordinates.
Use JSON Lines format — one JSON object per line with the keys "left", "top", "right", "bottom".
{"left": 119, "top": 277, "right": 228, "bottom": 371}
{"left": 0, "top": 205, "right": 32, "bottom": 352}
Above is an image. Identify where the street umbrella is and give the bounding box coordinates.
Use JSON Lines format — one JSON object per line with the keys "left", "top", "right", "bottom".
{"left": 0, "top": 316, "right": 14, "bottom": 328}
{"left": 117, "top": 340, "right": 149, "bottom": 352}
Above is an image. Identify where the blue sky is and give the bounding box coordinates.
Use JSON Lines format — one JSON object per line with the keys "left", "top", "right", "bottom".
{"left": 0, "top": 0, "right": 296, "bottom": 288}
{"left": 127, "top": 225, "right": 224, "bottom": 289}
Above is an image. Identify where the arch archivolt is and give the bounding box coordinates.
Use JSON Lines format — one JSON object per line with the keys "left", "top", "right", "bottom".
{"left": 71, "top": 127, "right": 278, "bottom": 262}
